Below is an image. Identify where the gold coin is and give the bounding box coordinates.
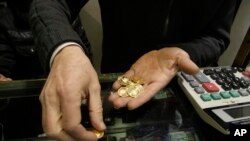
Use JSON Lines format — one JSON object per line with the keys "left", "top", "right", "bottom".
{"left": 117, "top": 76, "right": 132, "bottom": 86}
{"left": 92, "top": 129, "right": 104, "bottom": 139}
{"left": 132, "top": 77, "right": 144, "bottom": 85}
{"left": 118, "top": 87, "right": 129, "bottom": 97}
{"left": 133, "top": 84, "right": 143, "bottom": 91}
{"left": 127, "top": 84, "right": 143, "bottom": 98}
{"left": 127, "top": 89, "right": 139, "bottom": 98}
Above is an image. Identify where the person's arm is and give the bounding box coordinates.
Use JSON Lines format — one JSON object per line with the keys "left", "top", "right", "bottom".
{"left": 30, "top": 0, "right": 106, "bottom": 140}
{"left": 170, "top": 0, "right": 238, "bottom": 67}
{"left": 29, "top": 0, "right": 89, "bottom": 72}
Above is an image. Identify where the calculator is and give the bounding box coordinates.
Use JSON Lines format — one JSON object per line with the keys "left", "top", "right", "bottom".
{"left": 177, "top": 66, "right": 250, "bottom": 135}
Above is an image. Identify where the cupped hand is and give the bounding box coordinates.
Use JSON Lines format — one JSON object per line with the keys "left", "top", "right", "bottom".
{"left": 39, "top": 46, "right": 106, "bottom": 141}
{"left": 109, "top": 47, "right": 199, "bottom": 110}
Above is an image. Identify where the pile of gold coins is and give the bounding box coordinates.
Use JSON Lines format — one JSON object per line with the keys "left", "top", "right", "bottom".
{"left": 117, "top": 76, "right": 144, "bottom": 98}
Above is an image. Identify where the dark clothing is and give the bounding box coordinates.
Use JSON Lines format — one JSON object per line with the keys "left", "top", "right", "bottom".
{"left": 0, "top": 0, "right": 43, "bottom": 140}
{"left": 0, "top": 0, "right": 44, "bottom": 79}
{"left": 30, "top": 0, "right": 238, "bottom": 73}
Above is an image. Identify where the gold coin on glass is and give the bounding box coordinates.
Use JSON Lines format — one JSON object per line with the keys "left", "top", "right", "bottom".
{"left": 91, "top": 129, "right": 104, "bottom": 139}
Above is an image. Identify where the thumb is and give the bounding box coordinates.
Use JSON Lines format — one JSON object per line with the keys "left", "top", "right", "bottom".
{"left": 177, "top": 56, "right": 199, "bottom": 75}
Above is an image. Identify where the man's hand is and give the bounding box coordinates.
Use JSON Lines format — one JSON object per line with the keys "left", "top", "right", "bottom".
{"left": 39, "top": 46, "right": 106, "bottom": 141}
{"left": 109, "top": 47, "right": 199, "bottom": 110}
{"left": 0, "top": 74, "right": 12, "bottom": 81}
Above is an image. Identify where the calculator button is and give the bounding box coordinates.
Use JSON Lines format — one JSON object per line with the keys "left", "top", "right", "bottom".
{"left": 219, "top": 73, "right": 227, "bottom": 79}
{"left": 239, "top": 80, "right": 249, "bottom": 88}
{"left": 221, "top": 83, "right": 232, "bottom": 91}
{"left": 214, "top": 68, "right": 221, "bottom": 73}
{"left": 247, "top": 88, "right": 250, "bottom": 93}
{"left": 216, "top": 79, "right": 225, "bottom": 85}
{"left": 202, "top": 82, "right": 220, "bottom": 92}
{"left": 200, "top": 94, "right": 212, "bottom": 101}
{"left": 227, "top": 72, "right": 235, "bottom": 78}
{"left": 194, "top": 72, "right": 210, "bottom": 83}
{"left": 181, "top": 72, "right": 195, "bottom": 82}
{"left": 242, "top": 71, "right": 250, "bottom": 77}
{"left": 242, "top": 76, "right": 250, "bottom": 83}
{"left": 203, "top": 69, "right": 214, "bottom": 75}
{"left": 211, "top": 93, "right": 221, "bottom": 100}
{"left": 194, "top": 87, "right": 205, "bottom": 94}
{"left": 231, "top": 82, "right": 240, "bottom": 90}
{"left": 224, "top": 77, "right": 233, "bottom": 84}
{"left": 221, "top": 67, "right": 234, "bottom": 73}
{"left": 210, "top": 74, "right": 219, "bottom": 80}
{"left": 220, "top": 91, "right": 231, "bottom": 99}
{"left": 238, "top": 89, "right": 249, "bottom": 96}
{"left": 190, "top": 81, "right": 199, "bottom": 88}
{"left": 229, "top": 91, "right": 240, "bottom": 97}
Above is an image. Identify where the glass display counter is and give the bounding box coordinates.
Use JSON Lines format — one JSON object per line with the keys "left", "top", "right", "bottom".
{"left": 0, "top": 74, "right": 230, "bottom": 141}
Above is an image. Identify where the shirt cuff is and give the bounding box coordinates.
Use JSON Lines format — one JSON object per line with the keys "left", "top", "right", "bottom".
{"left": 49, "top": 42, "right": 83, "bottom": 68}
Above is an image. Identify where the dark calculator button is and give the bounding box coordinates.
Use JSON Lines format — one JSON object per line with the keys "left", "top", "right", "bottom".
{"left": 214, "top": 68, "right": 222, "bottom": 73}
{"left": 239, "top": 80, "right": 249, "bottom": 89}
{"left": 221, "top": 83, "right": 232, "bottom": 91}
{"left": 219, "top": 73, "right": 227, "bottom": 79}
{"left": 210, "top": 74, "right": 219, "bottom": 80}
{"left": 231, "top": 82, "right": 240, "bottom": 90}
{"left": 216, "top": 79, "right": 225, "bottom": 85}
{"left": 226, "top": 72, "right": 235, "bottom": 78}
{"left": 203, "top": 69, "right": 214, "bottom": 75}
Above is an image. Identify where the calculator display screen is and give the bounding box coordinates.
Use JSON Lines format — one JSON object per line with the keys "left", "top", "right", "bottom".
{"left": 224, "top": 106, "right": 250, "bottom": 119}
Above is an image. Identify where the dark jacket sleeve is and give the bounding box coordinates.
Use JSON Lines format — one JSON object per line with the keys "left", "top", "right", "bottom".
{"left": 0, "top": 32, "right": 16, "bottom": 77}
{"left": 0, "top": 8, "right": 16, "bottom": 77}
{"left": 173, "top": 0, "right": 238, "bottom": 67}
{"left": 29, "top": 0, "right": 89, "bottom": 72}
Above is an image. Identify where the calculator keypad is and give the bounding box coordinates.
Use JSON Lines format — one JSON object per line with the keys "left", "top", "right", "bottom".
{"left": 179, "top": 67, "right": 250, "bottom": 108}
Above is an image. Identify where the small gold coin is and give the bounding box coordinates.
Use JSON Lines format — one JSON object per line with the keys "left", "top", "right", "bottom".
{"left": 92, "top": 129, "right": 104, "bottom": 139}
{"left": 127, "top": 84, "right": 143, "bottom": 98}
{"left": 118, "top": 87, "right": 129, "bottom": 97}
{"left": 132, "top": 77, "right": 144, "bottom": 85}
{"left": 117, "top": 76, "right": 132, "bottom": 86}
{"left": 133, "top": 84, "right": 143, "bottom": 91}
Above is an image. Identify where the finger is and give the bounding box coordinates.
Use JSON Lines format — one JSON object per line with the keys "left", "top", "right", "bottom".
{"left": 88, "top": 81, "right": 106, "bottom": 131}
{"left": 109, "top": 91, "right": 132, "bottom": 109}
{"left": 39, "top": 84, "right": 76, "bottom": 141}
{"left": 60, "top": 90, "right": 97, "bottom": 140}
{"left": 0, "top": 74, "right": 12, "bottom": 81}
{"left": 127, "top": 83, "right": 163, "bottom": 110}
{"left": 39, "top": 82, "right": 61, "bottom": 135}
{"left": 49, "top": 130, "right": 76, "bottom": 141}
{"left": 108, "top": 91, "right": 120, "bottom": 103}
{"left": 177, "top": 56, "right": 199, "bottom": 75}
{"left": 112, "top": 70, "right": 135, "bottom": 90}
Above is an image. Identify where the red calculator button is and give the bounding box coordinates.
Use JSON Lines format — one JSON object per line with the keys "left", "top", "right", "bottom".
{"left": 202, "top": 82, "right": 220, "bottom": 92}
{"left": 242, "top": 71, "right": 250, "bottom": 77}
